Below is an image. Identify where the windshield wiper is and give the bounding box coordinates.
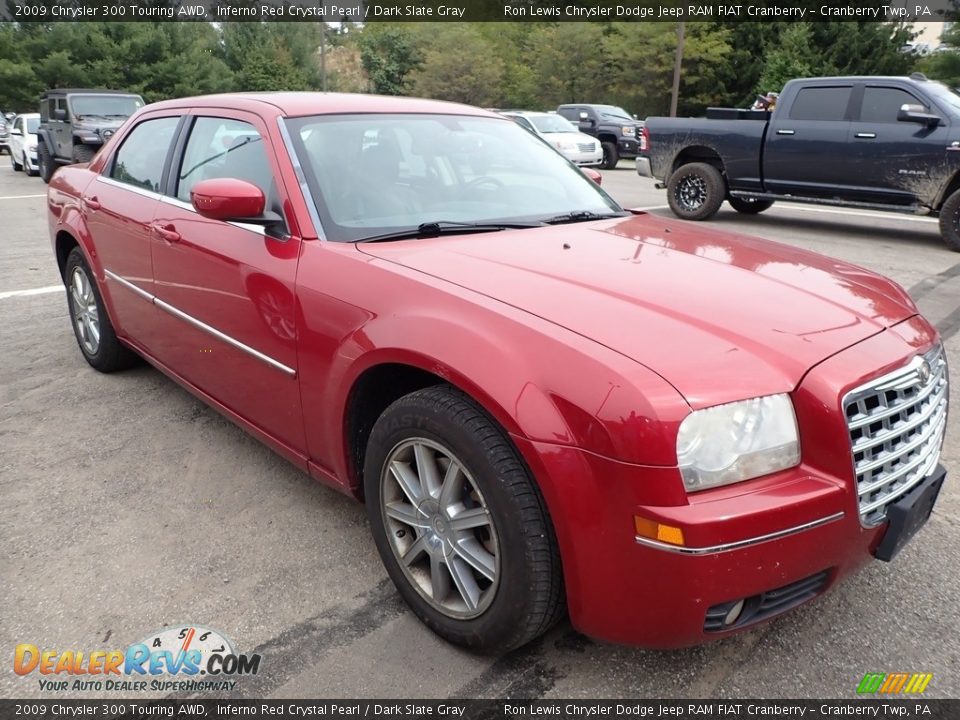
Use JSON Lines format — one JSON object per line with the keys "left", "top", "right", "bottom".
{"left": 543, "top": 210, "right": 628, "bottom": 225}
{"left": 355, "top": 220, "right": 544, "bottom": 244}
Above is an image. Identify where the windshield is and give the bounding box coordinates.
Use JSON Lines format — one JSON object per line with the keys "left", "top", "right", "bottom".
{"left": 595, "top": 105, "right": 633, "bottom": 121}
{"left": 530, "top": 114, "right": 577, "bottom": 134}
{"left": 70, "top": 95, "right": 143, "bottom": 119}
{"left": 26, "top": 117, "right": 39, "bottom": 134}
{"left": 925, "top": 82, "right": 960, "bottom": 114}
{"left": 287, "top": 113, "right": 622, "bottom": 242}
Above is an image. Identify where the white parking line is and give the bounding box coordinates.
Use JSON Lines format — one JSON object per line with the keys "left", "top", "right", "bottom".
{"left": 0, "top": 194, "right": 46, "bottom": 201}
{"left": 0, "top": 285, "right": 63, "bottom": 300}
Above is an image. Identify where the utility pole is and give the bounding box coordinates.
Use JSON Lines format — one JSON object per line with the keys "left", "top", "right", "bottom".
{"left": 320, "top": 22, "right": 327, "bottom": 92}
{"left": 670, "top": 22, "right": 685, "bottom": 118}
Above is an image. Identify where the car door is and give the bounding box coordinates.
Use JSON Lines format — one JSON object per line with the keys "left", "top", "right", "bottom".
{"left": 54, "top": 98, "right": 70, "bottom": 158}
{"left": 846, "top": 84, "right": 956, "bottom": 205}
{"left": 86, "top": 113, "right": 183, "bottom": 350}
{"left": 148, "top": 111, "right": 306, "bottom": 452}
{"left": 763, "top": 84, "right": 855, "bottom": 197}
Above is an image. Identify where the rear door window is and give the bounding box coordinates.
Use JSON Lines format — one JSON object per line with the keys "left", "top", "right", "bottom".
{"left": 789, "top": 87, "right": 853, "bottom": 121}
{"left": 109, "top": 117, "right": 180, "bottom": 193}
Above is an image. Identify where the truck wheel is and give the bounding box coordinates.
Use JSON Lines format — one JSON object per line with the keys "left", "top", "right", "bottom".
{"left": 38, "top": 142, "right": 54, "bottom": 184}
{"left": 667, "top": 162, "right": 726, "bottom": 221}
{"left": 72, "top": 144, "right": 96, "bottom": 164}
{"left": 364, "top": 385, "right": 565, "bottom": 654}
{"left": 728, "top": 197, "right": 774, "bottom": 215}
{"left": 11, "top": 151, "right": 22, "bottom": 172}
{"left": 938, "top": 189, "right": 960, "bottom": 252}
{"left": 600, "top": 142, "right": 619, "bottom": 170}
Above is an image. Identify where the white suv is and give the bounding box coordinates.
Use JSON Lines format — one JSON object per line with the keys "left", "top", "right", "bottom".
{"left": 501, "top": 111, "right": 603, "bottom": 167}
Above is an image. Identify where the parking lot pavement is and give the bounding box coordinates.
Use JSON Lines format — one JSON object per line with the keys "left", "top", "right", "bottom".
{"left": 2, "top": 160, "right": 958, "bottom": 700}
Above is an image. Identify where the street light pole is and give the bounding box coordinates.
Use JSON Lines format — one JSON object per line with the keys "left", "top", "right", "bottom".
{"left": 670, "top": 22, "right": 685, "bottom": 118}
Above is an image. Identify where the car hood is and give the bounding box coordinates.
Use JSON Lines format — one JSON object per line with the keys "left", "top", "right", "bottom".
{"left": 543, "top": 131, "right": 598, "bottom": 146}
{"left": 358, "top": 214, "right": 917, "bottom": 408}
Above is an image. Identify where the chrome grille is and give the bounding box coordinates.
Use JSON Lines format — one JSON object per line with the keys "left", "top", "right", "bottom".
{"left": 843, "top": 345, "right": 948, "bottom": 526}
{"left": 577, "top": 142, "right": 596, "bottom": 153}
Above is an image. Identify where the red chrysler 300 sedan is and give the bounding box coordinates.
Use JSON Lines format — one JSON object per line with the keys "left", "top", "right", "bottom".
{"left": 47, "top": 93, "right": 948, "bottom": 652}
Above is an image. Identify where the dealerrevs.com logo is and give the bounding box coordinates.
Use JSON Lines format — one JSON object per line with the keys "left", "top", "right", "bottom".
{"left": 14, "top": 625, "right": 261, "bottom": 693}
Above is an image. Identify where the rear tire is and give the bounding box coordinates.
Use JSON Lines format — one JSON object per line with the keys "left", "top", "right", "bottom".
{"left": 667, "top": 162, "right": 726, "bottom": 221}
{"left": 600, "top": 141, "right": 619, "bottom": 170}
{"left": 64, "top": 247, "right": 139, "bottom": 372}
{"left": 38, "top": 142, "right": 54, "bottom": 183}
{"left": 363, "top": 385, "right": 564, "bottom": 654}
{"left": 72, "top": 144, "right": 96, "bottom": 164}
{"left": 939, "top": 189, "right": 960, "bottom": 252}
{"left": 728, "top": 196, "right": 775, "bottom": 215}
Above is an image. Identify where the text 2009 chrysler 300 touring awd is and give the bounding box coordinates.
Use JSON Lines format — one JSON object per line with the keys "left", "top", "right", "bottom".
{"left": 47, "top": 93, "right": 949, "bottom": 653}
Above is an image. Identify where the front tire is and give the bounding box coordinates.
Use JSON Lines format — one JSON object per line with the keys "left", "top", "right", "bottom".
{"left": 64, "top": 247, "right": 138, "bottom": 372}
{"left": 11, "top": 151, "right": 22, "bottom": 171}
{"left": 728, "top": 196, "right": 774, "bottom": 215}
{"left": 667, "top": 162, "right": 726, "bottom": 221}
{"left": 72, "top": 144, "right": 96, "bottom": 164}
{"left": 38, "top": 142, "right": 54, "bottom": 183}
{"left": 938, "top": 189, "right": 960, "bottom": 252}
{"left": 364, "top": 386, "right": 564, "bottom": 654}
{"left": 600, "top": 141, "right": 619, "bottom": 170}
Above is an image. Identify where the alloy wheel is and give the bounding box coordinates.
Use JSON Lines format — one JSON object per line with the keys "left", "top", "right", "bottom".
{"left": 675, "top": 174, "right": 708, "bottom": 211}
{"left": 380, "top": 438, "right": 500, "bottom": 619}
{"left": 70, "top": 266, "right": 100, "bottom": 355}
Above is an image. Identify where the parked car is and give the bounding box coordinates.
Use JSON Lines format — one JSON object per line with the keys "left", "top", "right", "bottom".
{"left": 557, "top": 103, "right": 643, "bottom": 169}
{"left": 9, "top": 112, "right": 40, "bottom": 176}
{"left": 501, "top": 111, "right": 603, "bottom": 166}
{"left": 638, "top": 73, "right": 960, "bottom": 251}
{"left": 48, "top": 93, "right": 948, "bottom": 653}
{"left": 0, "top": 113, "right": 9, "bottom": 155}
{"left": 37, "top": 88, "right": 144, "bottom": 183}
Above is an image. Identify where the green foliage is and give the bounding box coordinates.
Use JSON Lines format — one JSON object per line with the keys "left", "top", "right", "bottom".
{"left": 920, "top": 23, "right": 960, "bottom": 88}
{"left": 0, "top": 19, "right": 924, "bottom": 118}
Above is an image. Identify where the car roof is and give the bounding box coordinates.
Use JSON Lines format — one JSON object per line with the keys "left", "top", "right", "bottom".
{"left": 502, "top": 110, "right": 554, "bottom": 118}
{"left": 42, "top": 89, "right": 143, "bottom": 96}
{"left": 145, "top": 92, "right": 502, "bottom": 119}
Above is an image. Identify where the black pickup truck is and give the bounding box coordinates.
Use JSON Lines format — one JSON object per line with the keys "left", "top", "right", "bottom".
{"left": 558, "top": 103, "right": 642, "bottom": 169}
{"left": 637, "top": 74, "right": 960, "bottom": 250}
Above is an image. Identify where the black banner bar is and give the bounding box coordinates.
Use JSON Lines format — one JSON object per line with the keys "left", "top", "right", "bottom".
{"left": 3, "top": 699, "right": 960, "bottom": 720}
{"left": 1, "top": 0, "right": 958, "bottom": 23}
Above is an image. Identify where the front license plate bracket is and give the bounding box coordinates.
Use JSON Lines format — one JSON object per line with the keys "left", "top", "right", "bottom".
{"left": 874, "top": 465, "right": 946, "bottom": 562}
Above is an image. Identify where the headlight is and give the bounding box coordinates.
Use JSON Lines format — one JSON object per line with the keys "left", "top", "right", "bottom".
{"left": 621, "top": 126, "right": 635, "bottom": 137}
{"left": 677, "top": 394, "right": 800, "bottom": 492}
{"left": 28, "top": 144, "right": 37, "bottom": 152}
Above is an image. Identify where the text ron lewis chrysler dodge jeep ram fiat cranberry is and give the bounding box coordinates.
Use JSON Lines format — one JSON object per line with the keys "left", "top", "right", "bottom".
{"left": 47, "top": 93, "right": 949, "bottom": 653}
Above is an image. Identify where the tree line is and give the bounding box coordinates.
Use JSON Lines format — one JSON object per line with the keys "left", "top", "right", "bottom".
{"left": 0, "top": 20, "right": 937, "bottom": 118}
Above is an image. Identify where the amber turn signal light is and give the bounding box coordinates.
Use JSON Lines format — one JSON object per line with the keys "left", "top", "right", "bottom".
{"left": 634, "top": 516, "right": 685, "bottom": 546}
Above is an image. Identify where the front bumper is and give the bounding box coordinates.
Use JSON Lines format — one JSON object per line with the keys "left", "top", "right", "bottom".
{"left": 617, "top": 137, "right": 639, "bottom": 157}
{"left": 513, "top": 316, "right": 945, "bottom": 648}
{"left": 563, "top": 149, "right": 603, "bottom": 167}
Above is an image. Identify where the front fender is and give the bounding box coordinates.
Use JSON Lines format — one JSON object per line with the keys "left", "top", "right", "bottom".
{"left": 295, "top": 243, "right": 689, "bottom": 493}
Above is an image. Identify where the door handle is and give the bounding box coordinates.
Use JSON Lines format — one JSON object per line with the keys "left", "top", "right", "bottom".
{"left": 82, "top": 196, "right": 101, "bottom": 211}
{"left": 150, "top": 223, "right": 181, "bottom": 243}
{"left": 855, "top": 132, "right": 877, "bottom": 139}
{"left": 776, "top": 129, "right": 795, "bottom": 135}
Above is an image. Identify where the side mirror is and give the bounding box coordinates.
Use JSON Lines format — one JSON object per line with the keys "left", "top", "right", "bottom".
{"left": 191, "top": 178, "right": 267, "bottom": 221}
{"left": 898, "top": 103, "right": 940, "bottom": 127}
{"left": 581, "top": 167, "right": 602, "bottom": 185}
{"left": 10, "top": 128, "right": 22, "bottom": 136}
{"left": 578, "top": 112, "right": 589, "bottom": 121}
{"left": 54, "top": 108, "right": 66, "bottom": 121}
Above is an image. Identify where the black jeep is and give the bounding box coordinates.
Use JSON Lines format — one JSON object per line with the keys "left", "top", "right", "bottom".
{"left": 556, "top": 103, "right": 643, "bottom": 169}
{"left": 37, "top": 89, "right": 144, "bottom": 183}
